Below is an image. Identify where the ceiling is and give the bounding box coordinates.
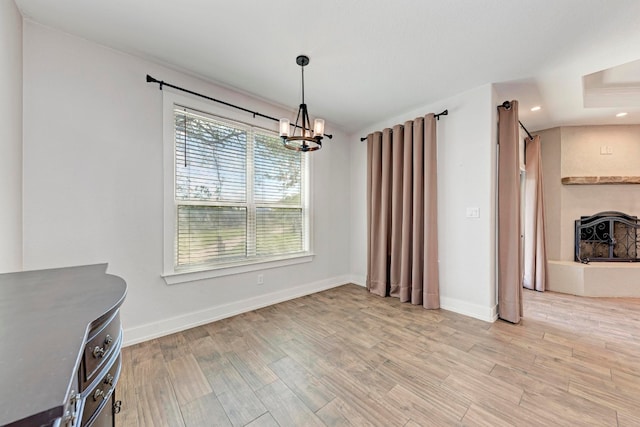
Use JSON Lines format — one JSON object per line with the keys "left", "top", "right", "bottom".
{"left": 15, "top": 0, "right": 640, "bottom": 134}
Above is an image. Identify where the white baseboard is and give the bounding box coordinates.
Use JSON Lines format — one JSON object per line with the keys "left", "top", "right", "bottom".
{"left": 123, "top": 275, "right": 351, "bottom": 346}
{"left": 440, "top": 296, "right": 497, "bottom": 323}
{"left": 345, "top": 278, "right": 497, "bottom": 323}
{"left": 348, "top": 274, "right": 366, "bottom": 287}
{"left": 347, "top": 276, "right": 496, "bottom": 322}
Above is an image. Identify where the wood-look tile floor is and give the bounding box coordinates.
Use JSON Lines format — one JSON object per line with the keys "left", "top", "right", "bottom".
{"left": 119, "top": 285, "right": 640, "bottom": 426}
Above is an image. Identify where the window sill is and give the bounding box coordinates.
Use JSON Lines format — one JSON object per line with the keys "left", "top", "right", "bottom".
{"left": 162, "top": 253, "right": 315, "bottom": 285}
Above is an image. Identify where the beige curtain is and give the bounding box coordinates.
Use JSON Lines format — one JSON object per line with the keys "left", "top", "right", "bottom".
{"left": 497, "top": 101, "right": 522, "bottom": 323}
{"left": 366, "top": 114, "right": 439, "bottom": 309}
{"left": 523, "top": 135, "right": 547, "bottom": 291}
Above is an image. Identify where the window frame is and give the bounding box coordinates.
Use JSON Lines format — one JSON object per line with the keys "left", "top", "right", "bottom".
{"left": 162, "top": 91, "right": 314, "bottom": 284}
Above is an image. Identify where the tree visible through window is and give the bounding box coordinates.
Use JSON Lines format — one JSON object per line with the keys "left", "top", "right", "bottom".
{"left": 173, "top": 107, "right": 308, "bottom": 270}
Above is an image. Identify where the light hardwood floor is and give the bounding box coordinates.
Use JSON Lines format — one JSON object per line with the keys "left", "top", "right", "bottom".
{"left": 118, "top": 285, "right": 640, "bottom": 426}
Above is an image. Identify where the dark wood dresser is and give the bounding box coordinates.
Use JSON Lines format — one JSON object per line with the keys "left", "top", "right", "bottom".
{"left": 0, "top": 264, "right": 127, "bottom": 427}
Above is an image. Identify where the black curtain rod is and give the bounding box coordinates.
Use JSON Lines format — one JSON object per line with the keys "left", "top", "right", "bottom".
{"left": 519, "top": 121, "right": 533, "bottom": 140}
{"left": 146, "top": 74, "right": 333, "bottom": 139}
{"left": 499, "top": 101, "right": 534, "bottom": 140}
{"left": 359, "top": 109, "right": 448, "bottom": 142}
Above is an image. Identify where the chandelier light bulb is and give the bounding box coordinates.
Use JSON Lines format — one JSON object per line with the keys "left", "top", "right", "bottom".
{"left": 313, "top": 119, "right": 325, "bottom": 137}
{"left": 279, "top": 119, "right": 290, "bottom": 137}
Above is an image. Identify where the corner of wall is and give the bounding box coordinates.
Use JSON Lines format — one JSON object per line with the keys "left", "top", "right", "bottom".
{"left": 440, "top": 295, "right": 497, "bottom": 323}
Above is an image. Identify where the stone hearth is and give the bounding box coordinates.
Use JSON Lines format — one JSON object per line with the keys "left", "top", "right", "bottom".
{"left": 548, "top": 260, "right": 640, "bottom": 297}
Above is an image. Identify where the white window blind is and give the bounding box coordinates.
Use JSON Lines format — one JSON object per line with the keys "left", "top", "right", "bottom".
{"left": 173, "top": 107, "right": 308, "bottom": 270}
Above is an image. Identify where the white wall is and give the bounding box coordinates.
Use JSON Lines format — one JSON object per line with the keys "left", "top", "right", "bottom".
{"left": 0, "top": 0, "right": 23, "bottom": 273}
{"left": 349, "top": 84, "right": 498, "bottom": 321}
{"left": 561, "top": 125, "right": 640, "bottom": 177}
{"left": 22, "top": 22, "right": 351, "bottom": 345}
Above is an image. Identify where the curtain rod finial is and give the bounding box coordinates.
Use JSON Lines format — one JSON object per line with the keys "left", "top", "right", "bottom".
{"left": 436, "top": 109, "right": 448, "bottom": 120}
{"left": 146, "top": 74, "right": 164, "bottom": 90}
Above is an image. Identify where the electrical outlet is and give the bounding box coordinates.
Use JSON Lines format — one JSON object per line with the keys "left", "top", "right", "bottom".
{"left": 466, "top": 207, "right": 480, "bottom": 218}
{"left": 257, "top": 274, "right": 264, "bottom": 285}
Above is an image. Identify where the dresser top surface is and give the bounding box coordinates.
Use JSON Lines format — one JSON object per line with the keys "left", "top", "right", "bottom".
{"left": 0, "top": 264, "right": 127, "bottom": 426}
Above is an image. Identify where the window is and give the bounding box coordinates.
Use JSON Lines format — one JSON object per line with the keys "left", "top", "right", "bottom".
{"left": 163, "top": 94, "right": 312, "bottom": 282}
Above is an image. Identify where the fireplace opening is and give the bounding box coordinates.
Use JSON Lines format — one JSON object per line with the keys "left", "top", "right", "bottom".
{"left": 575, "top": 211, "right": 639, "bottom": 263}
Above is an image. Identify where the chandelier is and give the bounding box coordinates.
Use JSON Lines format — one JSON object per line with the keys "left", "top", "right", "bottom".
{"left": 279, "top": 55, "right": 326, "bottom": 152}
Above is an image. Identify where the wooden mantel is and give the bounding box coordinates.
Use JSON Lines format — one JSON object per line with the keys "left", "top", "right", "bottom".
{"left": 562, "top": 176, "right": 640, "bottom": 185}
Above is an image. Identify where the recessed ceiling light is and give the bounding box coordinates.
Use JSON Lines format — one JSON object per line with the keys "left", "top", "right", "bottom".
{"left": 530, "top": 106, "right": 541, "bottom": 112}
{"left": 616, "top": 112, "right": 628, "bottom": 117}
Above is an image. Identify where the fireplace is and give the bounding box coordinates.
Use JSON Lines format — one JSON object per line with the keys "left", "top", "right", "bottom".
{"left": 575, "top": 211, "right": 640, "bottom": 263}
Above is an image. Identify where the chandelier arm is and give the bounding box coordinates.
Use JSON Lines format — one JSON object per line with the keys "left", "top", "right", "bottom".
{"left": 303, "top": 104, "right": 311, "bottom": 136}
{"left": 287, "top": 121, "right": 332, "bottom": 139}
{"left": 293, "top": 104, "right": 303, "bottom": 136}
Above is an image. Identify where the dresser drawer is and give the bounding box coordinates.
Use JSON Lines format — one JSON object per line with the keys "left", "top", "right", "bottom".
{"left": 81, "top": 353, "right": 121, "bottom": 426}
{"left": 85, "top": 392, "right": 116, "bottom": 427}
{"left": 82, "top": 311, "right": 121, "bottom": 386}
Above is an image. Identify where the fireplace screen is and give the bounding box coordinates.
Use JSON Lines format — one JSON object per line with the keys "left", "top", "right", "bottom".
{"left": 575, "top": 211, "right": 640, "bottom": 262}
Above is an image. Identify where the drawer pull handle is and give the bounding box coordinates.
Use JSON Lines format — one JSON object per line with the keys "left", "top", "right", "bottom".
{"left": 62, "top": 410, "right": 77, "bottom": 426}
{"left": 92, "top": 334, "right": 113, "bottom": 358}
{"left": 92, "top": 346, "right": 106, "bottom": 358}
{"left": 69, "top": 391, "right": 81, "bottom": 410}
{"left": 93, "top": 388, "right": 105, "bottom": 401}
{"left": 104, "top": 373, "right": 114, "bottom": 385}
